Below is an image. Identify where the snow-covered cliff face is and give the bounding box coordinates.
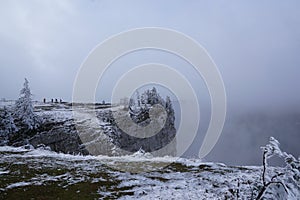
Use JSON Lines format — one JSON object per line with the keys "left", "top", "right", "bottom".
{"left": 96, "top": 105, "right": 176, "bottom": 157}
{"left": 0, "top": 88, "right": 177, "bottom": 157}
{"left": 74, "top": 88, "right": 177, "bottom": 157}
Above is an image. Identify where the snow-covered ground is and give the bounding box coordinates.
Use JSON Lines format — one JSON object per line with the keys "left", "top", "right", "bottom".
{"left": 0, "top": 100, "right": 14, "bottom": 108}
{"left": 0, "top": 146, "right": 298, "bottom": 199}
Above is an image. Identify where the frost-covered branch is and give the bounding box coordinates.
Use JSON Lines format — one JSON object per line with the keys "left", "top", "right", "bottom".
{"left": 256, "top": 137, "right": 300, "bottom": 200}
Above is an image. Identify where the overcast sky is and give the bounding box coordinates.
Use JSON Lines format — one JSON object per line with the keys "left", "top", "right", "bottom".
{"left": 1, "top": 0, "right": 300, "bottom": 164}
{"left": 0, "top": 0, "right": 299, "bottom": 109}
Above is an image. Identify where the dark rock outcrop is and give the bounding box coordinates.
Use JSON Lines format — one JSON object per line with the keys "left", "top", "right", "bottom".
{"left": 98, "top": 108, "right": 177, "bottom": 156}
{"left": 29, "top": 125, "right": 88, "bottom": 155}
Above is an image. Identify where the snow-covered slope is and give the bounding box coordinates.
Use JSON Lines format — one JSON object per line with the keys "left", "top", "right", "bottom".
{"left": 0, "top": 146, "right": 299, "bottom": 199}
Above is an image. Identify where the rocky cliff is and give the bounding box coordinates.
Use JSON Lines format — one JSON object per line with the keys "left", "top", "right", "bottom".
{"left": 0, "top": 88, "right": 177, "bottom": 157}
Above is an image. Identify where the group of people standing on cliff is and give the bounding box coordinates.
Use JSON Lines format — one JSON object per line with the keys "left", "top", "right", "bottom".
{"left": 43, "top": 98, "right": 63, "bottom": 104}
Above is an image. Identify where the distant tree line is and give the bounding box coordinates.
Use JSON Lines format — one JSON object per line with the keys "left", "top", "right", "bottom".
{"left": 128, "top": 87, "right": 174, "bottom": 126}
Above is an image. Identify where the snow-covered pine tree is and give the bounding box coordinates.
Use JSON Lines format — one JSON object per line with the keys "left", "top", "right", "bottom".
{"left": 145, "top": 87, "right": 165, "bottom": 106}
{"left": 129, "top": 98, "right": 135, "bottom": 108}
{"left": 165, "top": 96, "right": 175, "bottom": 126}
{"left": 0, "top": 106, "right": 18, "bottom": 143}
{"left": 14, "top": 78, "right": 39, "bottom": 129}
{"left": 148, "top": 87, "right": 159, "bottom": 105}
{"left": 136, "top": 90, "right": 141, "bottom": 107}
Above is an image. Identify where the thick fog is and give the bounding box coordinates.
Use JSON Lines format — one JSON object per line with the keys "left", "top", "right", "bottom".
{"left": 0, "top": 1, "right": 299, "bottom": 165}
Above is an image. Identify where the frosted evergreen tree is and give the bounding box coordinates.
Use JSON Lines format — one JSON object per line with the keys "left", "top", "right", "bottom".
{"left": 136, "top": 90, "right": 141, "bottom": 107}
{"left": 14, "top": 78, "right": 39, "bottom": 129}
{"left": 148, "top": 87, "right": 159, "bottom": 105}
{"left": 145, "top": 87, "right": 164, "bottom": 105}
{"left": 129, "top": 98, "right": 135, "bottom": 108}
{"left": 0, "top": 106, "right": 18, "bottom": 141}
{"left": 141, "top": 93, "right": 147, "bottom": 104}
{"left": 165, "top": 96, "right": 175, "bottom": 126}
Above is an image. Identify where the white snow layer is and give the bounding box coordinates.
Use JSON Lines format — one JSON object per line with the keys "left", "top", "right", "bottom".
{"left": 1, "top": 146, "right": 299, "bottom": 199}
